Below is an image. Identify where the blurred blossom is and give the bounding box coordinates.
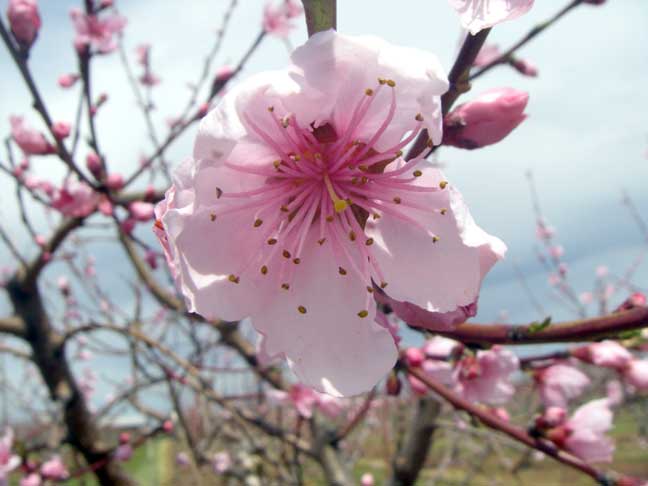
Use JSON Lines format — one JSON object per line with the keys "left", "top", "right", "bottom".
{"left": 7, "top": 0, "right": 41, "bottom": 49}
{"left": 449, "top": 0, "right": 534, "bottom": 34}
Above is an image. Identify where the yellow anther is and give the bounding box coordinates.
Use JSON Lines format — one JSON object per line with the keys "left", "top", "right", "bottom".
{"left": 439, "top": 180, "right": 448, "bottom": 189}
{"left": 267, "top": 238, "right": 277, "bottom": 245}
{"left": 324, "top": 173, "right": 348, "bottom": 213}
{"left": 348, "top": 231, "right": 356, "bottom": 242}
{"left": 292, "top": 154, "right": 301, "bottom": 161}
{"left": 415, "top": 113, "right": 424, "bottom": 122}
{"left": 334, "top": 199, "right": 348, "bottom": 213}
{"left": 365, "top": 88, "right": 374, "bottom": 96}
{"left": 281, "top": 283, "right": 290, "bottom": 290}
{"left": 413, "top": 170, "right": 422, "bottom": 177}
{"left": 253, "top": 218, "right": 263, "bottom": 228}
{"left": 357, "top": 310, "right": 369, "bottom": 318}
{"left": 440, "top": 208, "right": 447, "bottom": 215}
{"left": 372, "top": 213, "right": 381, "bottom": 220}
{"left": 393, "top": 196, "right": 401, "bottom": 204}
{"left": 273, "top": 160, "right": 281, "bottom": 169}
{"left": 298, "top": 305, "right": 307, "bottom": 314}
{"left": 293, "top": 258, "right": 301, "bottom": 265}
{"left": 338, "top": 267, "right": 347, "bottom": 276}
{"left": 210, "top": 213, "right": 217, "bottom": 222}
{"left": 228, "top": 274, "right": 240, "bottom": 284}
{"left": 215, "top": 187, "right": 223, "bottom": 199}
{"left": 365, "top": 238, "right": 374, "bottom": 246}
{"left": 432, "top": 236, "right": 440, "bottom": 243}
{"left": 260, "top": 265, "right": 268, "bottom": 275}
{"left": 386, "top": 79, "right": 396, "bottom": 87}
{"left": 378, "top": 78, "right": 387, "bottom": 85}
{"left": 317, "top": 238, "right": 326, "bottom": 245}
{"left": 282, "top": 250, "right": 291, "bottom": 259}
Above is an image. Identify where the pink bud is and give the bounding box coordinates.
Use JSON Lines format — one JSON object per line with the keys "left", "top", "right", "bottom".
{"left": 34, "top": 234, "right": 46, "bottom": 247}
{"left": 614, "top": 292, "right": 647, "bottom": 313}
{"left": 197, "top": 102, "right": 210, "bottom": 118}
{"left": 129, "top": 201, "right": 154, "bottom": 222}
{"left": 99, "top": 0, "right": 114, "bottom": 7}
{"left": 537, "top": 406, "right": 567, "bottom": 429}
{"left": 215, "top": 65, "right": 234, "bottom": 83}
{"left": 58, "top": 73, "right": 79, "bottom": 88}
{"left": 98, "top": 196, "right": 113, "bottom": 215}
{"left": 162, "top": 420, "right": 173, "bottom": 433}
{"left": 404, "top": 347, "right": 425, "bottom": 367}
{"left": 121, "top": 218, "right": 136, "bottom": 235}
{"left": 444, "top": 88, "right": 528, "bottom": 150}
{"left": 52, "top": 121, "right": 71, "bottom": 140}
{"left": 407, "top": 374, "right": 428, "bottom": 395}
{"left": 105, "top": 173, "right": 124, "bottom": 191}
{"left": 624, "top": 360, "right": 648, "bottom": 391}
{"left": 114, "top": 443, "right": 133, "bottom": 461}
{"left": 119, "top": 432, "right": 131, "bottom": 444}
{"left": 7, "top": 0, "right": 41, "bottom": 49}
{"left": 510, "top": 58, "right": 538, "bottom": 77}
{"left": 86, "top": 152, "right": 102, "bottom": 177}
{"left": 145, "top": 249, "right": 158, "bottom": 269}
{"left": 360, "top": 473, "right": 375, "bottom": 486}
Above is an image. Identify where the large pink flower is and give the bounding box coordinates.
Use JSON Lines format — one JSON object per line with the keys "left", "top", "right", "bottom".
{"left": 69, "top": 7, "right": 126, "bottom": 54}
{"left": 449, "top": 0, "right": 535, "bottom": 35}
{"left": 155, "top": 30, "right": 504, "bottom": 396}
{"left": 51, "top": 179, "right": 98, "bottom": 218}
{"left": 564, "top": 399, "right": 615, "bottom": 463}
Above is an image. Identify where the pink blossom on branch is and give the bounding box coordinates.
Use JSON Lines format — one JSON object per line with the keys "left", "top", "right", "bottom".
{"left": 0, "top": 428, "right": 20, "bottom": 480}
{"left": 262, "top": 0, "right": 302, "bottom": 37}
{"left": 455, "top": 346, "right": 519, "bottom": 405}
{"left": 449, "top": 0, "right": 535, "bottom": 35}
{"left": 534, "top": 362, "right": 590, "bottom": 409}
{"left": 51, "top": 179, "right": 99, "bottom": 218}
{"left": 10, "top": 116, "right": 55, "bottom": 156}
{"left": 443, "top": 88, "right": 529, "bottom": 150}
{"left": 7, "top": 0, "right": 41, "bottom": 49}
{"left": 69, "top": 7, "right": 126, "bottom": 54}
{"left": 58, "top": 73, "right": 80, "bottom": 88}
{"left": 40, "top": 455, "right": 69, "bottom": 481}
{"left": 155, "top": 30, "right": 505, "bottom": 396}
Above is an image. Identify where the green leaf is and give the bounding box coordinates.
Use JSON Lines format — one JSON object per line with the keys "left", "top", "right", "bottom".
{"left": 528, "top": 316, "right": 552, "bottom": 333}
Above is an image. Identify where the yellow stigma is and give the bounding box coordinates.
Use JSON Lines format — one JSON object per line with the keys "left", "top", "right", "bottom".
{"left": 324, "top": 173, "right": 348, "bottom": 213}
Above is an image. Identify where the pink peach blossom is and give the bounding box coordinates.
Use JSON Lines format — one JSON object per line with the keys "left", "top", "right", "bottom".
{"left": 155, "top": 30, "right": 504, "bottom": 396}
{"left": 7, "top": 0, "right": 41, "bottom": 49}
{"left": 405, "top": 347, "right": 425, "bottom": 367}
{"left": 572, "top": 340, "right": 633, "bottom": 370}
{"left": 535, "top": 362, "right": 590, "bottom": 409}
{"left": 105, "top": 172, "right": 124, "bottom": 190}
{"left": 20, "top": 474, "right": 42, "bottom": 486}
{"left": 40, "top": 455, "right": 69, "bottom": 480}
{"left": 564, "top": 399, "right": 615, "bottom": 463}
{"left": 52, "top": 121, "right": 71, "bottom": 140}
{"left": 69, "top": 7, "right": 126, "bottom": 54}
{"left": 606, "top": 380, "right": 624, "bottom": 407}
{"left": 10, "top": 116, "right": 54, "bottom": 155}
{"left": 51, "top": 179, "right": 98, "bottom": 218}
{"left": 268, "top": 384, "right": 343, "bottom": 418}
{"left": 113, "top": 444, "right": 133, "bottom": 462}
{"left": 262, "top": 1, "right": 302, "bottom": 37}
{"left": 624, "top": 360, "right": 648, "bottom": 391}
{"left": 212, "top": 451, "right": 231, "bottom": 474}
{"left": 449, "top": 0, "right": 534, "bottom": 34}
{"left": 443, "top": 88, "right": 528, "bottom": 150}
{"left": 422, "top": 335, "right": 461, "bottom": 359}
{"left": 0, "top": 428, "right": 20, "bottom": 480}
{"left": 455, "top": 346, "right": 518, "bottom": 404}
{"left": 129, "top": 201, "right": 155, "bottom": 222}
{"left": 615, "top": 292, "right": 647, "bottom": 312}
{"left": 361, "top": 472, "right": 375, "bottom": 486}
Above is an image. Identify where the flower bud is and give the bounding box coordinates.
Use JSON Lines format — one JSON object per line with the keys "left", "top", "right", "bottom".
{"left": 614, "top": 292, "right": 647, "bottom": 313}
{"left": 162, "top": 419, "right": 173, "bottom": 433}
{"left": 443, "top": 88, "right": 528, "bottom": 150}
{"left": 52, "top": 121, "right": 71, "bottom": 140}
{"left": 105, "top": 172, "right": 124, "bottom": 191}
{"left": 58, "top": 73, "right": 79, "bottom": 88}
{"left": 510, "top": 58, "right": 538, "bottom": 77}
{"left": 129, "top": 201, "right": 155, "bottom": 222}
{"left": 404, "top": 347, "right": 425, "bottom": 367}
{"left": 86, "top": 152, "right": 102, "bottom": 177}
{"left": 7, "top": 0, "right": 41, "bottom": 50}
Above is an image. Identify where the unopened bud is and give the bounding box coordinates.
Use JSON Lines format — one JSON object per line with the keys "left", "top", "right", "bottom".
{"left": 7, "top": 0, "right": 42, "bottom": 50}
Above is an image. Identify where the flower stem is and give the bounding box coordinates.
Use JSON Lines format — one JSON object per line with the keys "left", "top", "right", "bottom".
{"left": 302, "top": 0, "right": 337, "bottom": 37}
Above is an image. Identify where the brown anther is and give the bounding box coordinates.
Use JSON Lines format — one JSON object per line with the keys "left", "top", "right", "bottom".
{"left": 273, "top": 160, "right": 281, "bottom": 169}
{"left": 380, "top": 281, "right": 388, "bottom": 289}
{"left": 282, "top": 250, "right": 291, "bottom": 259}
{"left": 292, "top": 154, "right": 301, "bottom": 161}
{"left": 267, "top": 106, "right": 274, "bottom": 112}
{"left": 396, "top": 150, "right": 403, "bottom": 157}
{"left": 358, "top": 164, "right": 368, "bottom": 172}
{"left": 280, "top": 205, "right": 290, "bottom": 212}
{"left": 281, "top": 283, "right": 290, "bottom": 290}
{"left": 297, "top": 305, "right": 307, "bottom": 314}
{"left": 338, "top": 267, "right": 347, "bottom": 276}
{"left": 357, "top": 310, "right": 369, "bottom": 318}
{"left": 228, "top": 274, "right": 240, "bottom": 284}
{"left": 386, "top": 79, "right": 396, "bottom": 87}
{"left": 366, "top": 286, "right": 374, "bottom": 294}
{"left": 439, "top": 180, "right": 448, "bottom": 189}
{"left": 426, "top": 140, "right": 434, "bottom": 148}
{"left": 415, "top": 113, "right": 424, "bottom": 122}
{"left": 393, "top": 196, "right": 401, "bottom": 204}
{"left": 351, "top": 177, "right": 358, "bottom": 185}
{"left": 281, "top": 117, "right": 289, "bottom": 128}
{"left": 413, "top": 170, "right": 422, "bottom": 177}
{"left": 348, "top": 231, "right": 356, "bottom": 242}
{"left": 260, "top": 265, "right": 268, "bottom": 275}
{"left": 267, "top": 238, "right": 278, "bottom": 245}
{"left": 253, "top": 218, "right": 263, "bottom": 228}
{"left": 365, "top": 88, "right": 374, "bottom": 96}
{"left": 378, "top": 78, "right": 387, "bottom": 85}
{"left": 440, "top": 208, "right": 447, "bottom": 215}
{"left": 325, "top": 215, "right": 334, "bottom": 223}
{"left": 432, "top": 236, "right": 440, "bottom": 243}
{"left": 210, "top": 213, "right": 217, "bottom": 222}
{"left": 293, "top": 258, "right": 301, "bottom": 265}
{"left": 215, "top": 187, "right": 223, "bottom": 199}
{"left": 361, "top": 176, "right": 368, "bottom": 184}
{"left": 365, "top": 238, "right": 374, "bottom": 246}
{"left": 317, "top": 238, "right": 326, "bottom": 245}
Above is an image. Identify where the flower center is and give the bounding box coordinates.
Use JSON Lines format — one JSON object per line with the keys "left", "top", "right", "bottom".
{"left": 213, "top": 79, "right": 448, "bottom": 315}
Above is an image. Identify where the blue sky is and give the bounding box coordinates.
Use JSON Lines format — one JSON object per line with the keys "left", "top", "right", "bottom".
{"left": 0, "top": 0, "right": 647, "bottom": 410}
